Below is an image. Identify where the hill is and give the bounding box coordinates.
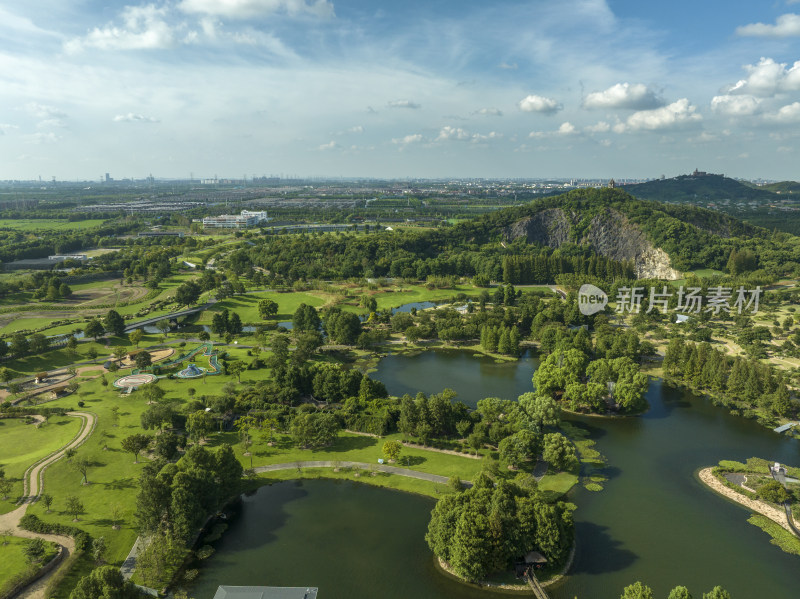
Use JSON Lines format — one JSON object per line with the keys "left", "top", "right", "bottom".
{"left": 743, "top": 180, "right": 800, "bottom": 195}
{"left": 621, "top": 173, "right": 779, "bottom": 205}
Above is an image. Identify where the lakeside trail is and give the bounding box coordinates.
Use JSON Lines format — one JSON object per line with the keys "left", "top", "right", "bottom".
{"left": 698, "top": 467, "right": 797, "bottom": 536}
{"left": 252, "top": 460, "right": 470, "bottom": 486}
{"left": 0, "top": 411, "right": 97, "bottom": 599}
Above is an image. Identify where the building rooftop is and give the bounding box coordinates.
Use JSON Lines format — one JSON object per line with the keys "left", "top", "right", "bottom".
{"left": 213, "top": 587, "right": 318, "bottom": 599}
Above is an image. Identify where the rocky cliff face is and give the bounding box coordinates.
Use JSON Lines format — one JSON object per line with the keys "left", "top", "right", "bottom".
{"left": 503, "top": 207, "right": 681, "bottom": 280}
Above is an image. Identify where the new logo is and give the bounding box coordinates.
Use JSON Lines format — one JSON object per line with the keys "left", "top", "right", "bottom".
{"left": 578, "top": 284, "right": 608, "bottom": 315}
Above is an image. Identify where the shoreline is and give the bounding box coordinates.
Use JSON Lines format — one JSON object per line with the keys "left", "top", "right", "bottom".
{"left": 697, "top": 467, "right": 797, "bottom": 536}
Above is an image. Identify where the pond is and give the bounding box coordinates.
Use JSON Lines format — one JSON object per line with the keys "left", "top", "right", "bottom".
{"left": 188, "top": 349, "right": 799, "bottom": 598}
{"left": 186, "top": 479, "right": 511, "bottom": 599}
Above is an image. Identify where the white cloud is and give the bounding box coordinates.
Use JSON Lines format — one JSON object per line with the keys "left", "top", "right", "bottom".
{"left": 318, "top": 140, "right": 338, "bottom": 150}
{"left": 178, "top": 0, "right": 334, "bottom": 19}
{"left": 583, "top": 83, "right": 663, "bottom": 110}
{"left": 471, "top": 131, "right": 502, "bottom": 142}
{"left": 27, "top": 132, "right": 61, "bottom": 144}
{"left": 392, "top": 134, "right": 424, "bottom": 145}
{"left": 615, "top": 98, "right": 701, "bottom": 132}
{"left": 436, "top": 126, "right": 471, "bottom": 141}
{"left": 528, "top": 122, "right": 578, "bottom": 138}
{"left": 710, "top": 95, "right": 761, "bottom": 116}
{"left": 473, "top": 107, "right": 503, "bottom": 117}
{"left": 113, "top": 113, "right": 160, "bottom": 123}
{"left": 764, "top": 102, "right": 800, "bottom": 122}
{"left": 65, "top": 4, "right": 176, "bottom": 52}
{"left": 518, "top": 94, "right": 561, "bottom": 114}
{"left": 348, "top": 125, "right": 364, "bottom": 133}
{"left": 497, "top": 62, "right": 518, "bottom": 70}
{"left": 737, "top": 13, "right": 800, "bottom": 38}
{"left": 26, "top": 103, "right": 67, "bottom": 119}
{"left": 557, "top": 122, "right": 577, "bottom": 135}
{"left": 584, "top": 121, "right": 611, "bottom": 133}
{"left": 689, "top": 132, "right": 718, "bottom": 143}
{"left": 726, "top": 58, "right": 800, "bottom": 97}
{"left": 0, "top": 124, "right": 18, "bottom": 134}
{"left": 388, "top": 99, "right": 421, "bottom": 109}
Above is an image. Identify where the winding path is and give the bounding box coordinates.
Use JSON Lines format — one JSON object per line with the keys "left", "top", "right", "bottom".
{"left": 698, "top": 467, "right": 799, "bottom": 538}
{"left": 0, "top": 411, "right": 97, "bottom": 599}
{"left": 252, "top": 460, "right": 472, "bottom": 486}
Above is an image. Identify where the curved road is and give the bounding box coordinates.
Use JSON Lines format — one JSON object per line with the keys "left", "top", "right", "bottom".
{"left": 252, "top": 460, "right": 471, "bottom": 486}
{"left": 0, "top": 411, "right": 97, "bottom": 599}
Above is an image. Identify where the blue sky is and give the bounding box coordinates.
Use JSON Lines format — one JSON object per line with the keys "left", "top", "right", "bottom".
{"left": 1, "top": 0, "right": 800, "bottom": 180}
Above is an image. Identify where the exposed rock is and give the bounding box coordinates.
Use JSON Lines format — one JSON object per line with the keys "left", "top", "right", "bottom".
{"left": 503, "top": 207, "right": 681, "bottom": 280}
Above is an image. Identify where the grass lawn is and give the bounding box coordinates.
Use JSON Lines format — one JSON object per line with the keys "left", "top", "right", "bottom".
{"left": 2, "top": 335, "right": 132, "bottom": 376}
{"left": 197, "top": 291, "right": 326, "bottom": 323}
{"left": 538, "top": 472, "right": 579, "bottom": 498}
{"left": 0, "top": 536, "right": 59, "bottom": 595}
{"left": 0, "top": 219, "right": 107, "bottom": 231}
{"left": 0, "top": 416, "right": 83, "bottom": 514}
{"left": 369, "top": 284, "right": 484, "bottom": 312}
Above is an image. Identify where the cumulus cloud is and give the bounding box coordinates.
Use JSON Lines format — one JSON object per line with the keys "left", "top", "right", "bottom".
{"left": 737, "top": 13, "right": 800, "bottom": 37}
{"left": 471, "top": 131, "right": 502, "bottom": 142}
{"left": 436, "top": 126, "right": 470, "bottom": 141}
{"left": 26, "top": 103, "right": 67, "bottom": 119}
{"left": 114, "top": 113, "right": 160, "bottom": 122}
{"left": 178, "top": 0, "right": 334, "bottom": 19}
{"left": 726, "top": 58, "right": 800, "bottom": 97}
{"left": 529, "top": 122, "right": 578, "bottom": 138}
{"left": 583, "top": 83, "right": 663, "bottom": 110}
{"left": 392, "top": 133, "right": 424, "bottom": 145}
{"left": 497, "top": 62, "right": 518, "bottom": 70}
{"left": 614, "top": 99, "right": 701, "bottom": 132}
{"left": 764, "top": 102, "right": 800, "bottom": 122}
{"left": 318, "top": 140, "right": 338, "bottom": 150}
{"left": 388, "top": 99, "right": 420, "bottom": 109}
{"left": 473, "top": 107, "right": 503, "bottom": 117}
{"left": 710, "top": 95, "right": 761, "bottom": 116}
{"left": 518, "top": 94, "right": 561, "bottom": 114}
{"left": 585, "top": 121, "right": 611, "bottom": 133}
{"left": 65, "top": 4, "right": 176, "bottom": 52}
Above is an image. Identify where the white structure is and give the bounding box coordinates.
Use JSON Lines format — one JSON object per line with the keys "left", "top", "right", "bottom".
{"left": 202, "top": 210, "right": 270, "bottom": 229}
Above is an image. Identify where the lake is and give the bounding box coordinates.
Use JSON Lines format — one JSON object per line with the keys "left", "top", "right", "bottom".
{"left": 188, "top": 349, "right": 798, "bottom": 598}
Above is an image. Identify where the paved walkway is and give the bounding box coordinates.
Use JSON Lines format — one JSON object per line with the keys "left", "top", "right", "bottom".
{"left": 698, "top": 467, "right": 799, "bottom": 538}
{"left": 0, "top": 411, "right": 97, "bottom": 599}
{"left": 252, "top": 460, "right": 471, "bottom": 486}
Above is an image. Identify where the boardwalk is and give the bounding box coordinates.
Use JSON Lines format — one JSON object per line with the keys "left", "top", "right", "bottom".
{"left": 252, "top": 460, "right": 472, "bottom": 486}
{"left": 525, "top": 572, "right": 551, "bottom": 599}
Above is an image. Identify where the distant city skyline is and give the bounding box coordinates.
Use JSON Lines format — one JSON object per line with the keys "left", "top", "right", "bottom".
{"left": 1, "top": 1, "right": 800, "bottom": 180}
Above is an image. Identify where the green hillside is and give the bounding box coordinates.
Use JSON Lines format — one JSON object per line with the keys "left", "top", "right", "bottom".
{"left": 621, "top": 174, "right": 778, "bottom": 204}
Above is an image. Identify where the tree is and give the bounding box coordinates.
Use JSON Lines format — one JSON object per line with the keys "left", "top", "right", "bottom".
{"left": 104, "top": 310, "right": 126, "bottom": 337}
{"left": 93, "top": 536, "right": 107, "bottom": 565}
{"left": 66, "top": 335, "right": 79, "bottom": 355}
{"left": 121, "top": 433, "right": 151, "bottom": 463}
{"left": 153, "top": 432, "right": 181, "bottom": 461}
{"left": 227, "top": 360, "right": 246, "bottom": 382}
{"left": 156, "top": 319, "right": 171, "bottom": 336}
{"left": 187, "top": 410, "right": 216, "bottom": 442}
{"left": 382, "top": 440, "right": 402, "bottom": 462}
{"left": 134, "top": 351, "right": 152, "bottom": 370}
{"left": 258, "top": 299, "right": 279, "bottom": 319}
{"left": 24, "top": 537, "right": 47, "bottom": 563}
{"left": 30, "top": 333, "right": 50, "bottom": 355}
{"left": 141, "top": 383, "right": 165, "bottom": 405}
{"left": 87, "top": 347, "right": 99, "bottom": 362}
{"left": 290, "top": 412, "right": 339, "bottom": 448}
{"left": 542, "top": 433, "right": 578, "bottom": 472}
{"left": 0, "top": 477, "right": 12, "bottom": 500}
{"left": 758, "top": 480, "right": 790, "bottom": 504}
{"left": 702, "top": 587, "right": 731, "bottom": 599}
{"left": 621, "top": 582, "right": 655, "bottom": 599}
{"left": 85, "top": 318, "right": 105, "bottom": 340}
{"left": 65, "top": 495, "right": 84, "bottom": 521}
{"left": 175, "top": 280, "right": 202, "bottom": 307}
{"left": 667, "top": 587, "right": 693, "bottom": 599}
{"left": 71, "top": 456, "right": 91, "bottom": 484}
{"left": 293, "top": 303, "right": 321, "bottom": 332}
{"left": 10, "top": 333, "right": 29, "bottom": 357}
{"left": 129, "top": 329, "right": 144, "bottom": 348}
{"left": 141, "top": 403, "right": 174, "bottom": 432}
{"left": 69, "top": 565, "right": 140, "bottom": 599}
{"left": 41, "top": 493, "right": 53, "bottom": 512}
{"left": 228, "top": 312, "right": 243, "bottom": 335}
{"left": 110, "top": 504, "right": 122, "bottom": 529}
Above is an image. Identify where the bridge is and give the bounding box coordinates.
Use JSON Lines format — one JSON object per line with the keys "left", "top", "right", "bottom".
{"left": 524, "top": 571, "right": 551, "bottom": 599}
{"left": 123, "top": 300, "right": 216, "bottom": 333}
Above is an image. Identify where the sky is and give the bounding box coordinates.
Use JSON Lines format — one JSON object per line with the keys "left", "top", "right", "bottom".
{"left": 1, "top": 0, "right": 800, "bottom": 181}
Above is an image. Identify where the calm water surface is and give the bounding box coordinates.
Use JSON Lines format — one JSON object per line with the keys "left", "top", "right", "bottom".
{"left": 190, "top": 350, "right": 798, "bottom": 599}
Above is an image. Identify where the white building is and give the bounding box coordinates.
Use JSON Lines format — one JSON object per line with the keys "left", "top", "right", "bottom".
{"left": 202, "top": 210, "right": 270, "bottom": 229}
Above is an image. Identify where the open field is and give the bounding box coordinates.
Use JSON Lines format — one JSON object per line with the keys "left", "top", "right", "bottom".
{"left": 0, "top": 219, "right": 107, "bottom": 231}
{"left": 0, "top": 416, "right": 83, "bottom": 514}
{"left": 0, "top": 535, "right": 59, "bottom": 594}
